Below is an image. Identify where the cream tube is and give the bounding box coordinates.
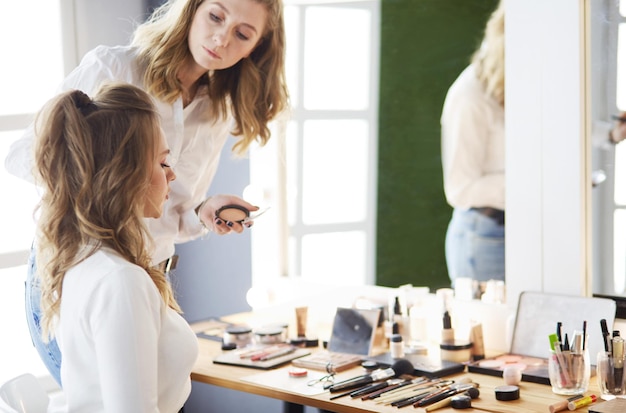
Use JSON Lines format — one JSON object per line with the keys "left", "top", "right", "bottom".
{"left": 295, "top": 306, "right": 308, "bottom": 337}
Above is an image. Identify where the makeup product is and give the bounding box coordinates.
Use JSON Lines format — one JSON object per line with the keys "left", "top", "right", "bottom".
{"left": 439, "top": 341, "right": 472, "bottom": 363}
{"left": 548, "top": 395, "right": 583, "bottom": 413}
{"left": 469, "top": 322, "right": 485, "bottom": 361}
{"left": 391, "top": 296, "right": 406, "bottom": 338}
{"left": 390, "top": 334, "right": 404, "bottom": 359}
{"left": 494, "top": 385, "right": 519, "bottom": 401}
{"left": 502, "top": 365, "right": 522, "bottom": 386}
{"left": 426, "top": 388, "right": 479, "bottom": 412}
{"left": 441, "top": 311, "right": 454, "bottom": 344}
{"left": 600, "top": 319, "right": 611, "bottom": 353}
{"left": 223, "top": 326, "right": 253, "bottom": 348}
{"left": 256, "top": 345, "right": 296, "bottom": 361}
{"left": 567, "top": 394, "right": 597, "bottom": 410}
{"left": 288, "top": 337, "right": 319, "bottom": 348}
{"left": 295, "top": 306, "right": 308, "bottom": 338}
{"left": 416, "top": 382, "right": 477, "bottom": 407}
{"left": 288, "top": 367, "right": 308, "bottom": 378}
{"left": 360, "top": 377, "right": 423, "bottom": 401}
{"left": 612, "top": 332, "right": 625, "bottom": 394}
{"left": 254, "top": 327, "right": 285, "bottom": 344}
{"left": 327, "top": 359, "right": 414, "bottom": 393}
{"left": 215, "top": 204, "right": 270, "bottom": 225}
{"left": 448, "top": 394, "right": 472, "bottom": 409}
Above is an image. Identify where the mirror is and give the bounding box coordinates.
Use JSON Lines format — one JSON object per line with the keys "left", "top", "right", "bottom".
{"left": 591, "top": 0, "right": 626, "bottom": 297}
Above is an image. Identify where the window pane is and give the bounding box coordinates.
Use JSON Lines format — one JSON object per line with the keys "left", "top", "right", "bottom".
{"left": 286, "top": 121, "right": 299, "bottom": 226}
{"left": 303, "top": 7, "right": 371, "bottom": 110}
{"left": 284, "top": 5, "right": 300, "bottom": 109}
{"left": 0, "top": 1, "right": 64, "bottom": 115}
{"left": 614, "top": 210, "right": 626, "bottom": 294}
{"left": 618, "top": 23, "right": 626, "bottom": 110}
{"left": 0, "top": 131, "right": 40, "bottom": 254}
{"left": 300, "top": 231, "right": 365, "bottom": 285}
{"left": 616, "top": 141, "right": 626, "bottom": 205}
{"left": 302, "top": 120, "right": 368, "bottom": 224}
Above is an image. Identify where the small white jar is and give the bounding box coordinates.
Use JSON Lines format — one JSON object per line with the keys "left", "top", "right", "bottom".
{"left": 440, "top": 341, "right": 473, "bottom": 363}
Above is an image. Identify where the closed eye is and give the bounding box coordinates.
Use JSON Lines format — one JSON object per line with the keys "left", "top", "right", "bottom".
{"left": 236, "top": 30, "right": 250, "bottom": 41}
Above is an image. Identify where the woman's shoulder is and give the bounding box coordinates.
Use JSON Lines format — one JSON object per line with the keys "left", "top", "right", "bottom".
{"left": 447, "top": 65, "right": 483, "bottom": 97}
{"left": 83, "top": 44, "right": 139, "bottom": 63}
{"left": 68, "top": 249, "right": 150, "bottom": 289}
{"left": 443, "top": 64, "right": 495, "bottom": 112}
{"left": 78, "top": 45, "right": 143, "bottom": 79}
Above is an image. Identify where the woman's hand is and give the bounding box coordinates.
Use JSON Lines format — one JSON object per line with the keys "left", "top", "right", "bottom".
{"left": 611, "top": 111, "right": 626, "bottom": 144}
{"left": 196, "top": 194, "right": 259, "bottom": 235}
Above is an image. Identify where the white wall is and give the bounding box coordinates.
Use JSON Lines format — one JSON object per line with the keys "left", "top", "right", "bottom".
{"left": 505, "top": 0, "right": 589, "bottom": 309}
{"left": 60, "top": 0, "right": 145, "bottom": 71}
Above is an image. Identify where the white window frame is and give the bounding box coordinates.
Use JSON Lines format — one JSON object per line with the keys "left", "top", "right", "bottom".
{"left": 249, "top": 0, "right": 380, "bottom": 291}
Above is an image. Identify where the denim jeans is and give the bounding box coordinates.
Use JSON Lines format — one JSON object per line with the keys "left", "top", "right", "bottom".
{"left": 25, "top": 246, "right": 62, "bottom": 386}
{"left": 445, "top": 208, "right": 505, "bottom": 286}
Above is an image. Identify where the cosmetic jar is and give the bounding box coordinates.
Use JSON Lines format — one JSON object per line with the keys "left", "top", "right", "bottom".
{"left": 223, "top": 326, "right": 253, "bottom": 348}
{"left": 254, "top": 327, "right": 286, "bottom": 344}
{"left": 440, "top": 340, "right": 472, "bottom": 363}
{"left": 260, "top": 322, "right": 289, "bottom": 342}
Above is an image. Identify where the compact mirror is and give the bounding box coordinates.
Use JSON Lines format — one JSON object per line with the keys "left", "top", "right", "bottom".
{"left": 215, "top": 205, "right": 270, "bottom": 224}
{"left": 216, "top": 205, "right": 249, "bottom": 223}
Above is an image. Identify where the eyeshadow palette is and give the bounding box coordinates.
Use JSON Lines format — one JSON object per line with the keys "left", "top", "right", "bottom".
{"left": 467, "top": 353, "right": 551, "bottom": 384}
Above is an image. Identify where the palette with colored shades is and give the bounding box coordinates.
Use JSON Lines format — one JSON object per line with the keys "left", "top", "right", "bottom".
{"left": 467, "top": 353, "right": 551, "bottom": 385}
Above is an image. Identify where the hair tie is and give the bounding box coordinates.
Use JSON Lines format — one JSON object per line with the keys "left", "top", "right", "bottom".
{"left": 71, "top": 90, "right": 98, "bottom": 116}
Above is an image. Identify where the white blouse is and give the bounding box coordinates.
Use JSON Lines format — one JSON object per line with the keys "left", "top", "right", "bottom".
{"left": 441, "top": 64, "right": 505, "bottom": 210}
{"left": 57, "top": 248, "right": 198, "bottom": 412}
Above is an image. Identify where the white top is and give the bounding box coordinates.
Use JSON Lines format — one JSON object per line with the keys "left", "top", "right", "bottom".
{"left": 441, "top": 64, "right": 505, "bottom": 210}
{"left": 4, "top": 45, "right": 233, "bottom": 263}
{"left": 56, "top": 248, "right": 198, "bottom": 412}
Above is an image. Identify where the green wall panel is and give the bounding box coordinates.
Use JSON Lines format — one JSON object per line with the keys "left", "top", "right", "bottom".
{"left": 376, "top": 0, "right": 499, "bottom": 289}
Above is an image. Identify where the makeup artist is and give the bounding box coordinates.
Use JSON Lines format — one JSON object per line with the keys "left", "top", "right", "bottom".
{"left": 441, "top": 1, "right": 505, "bottom": 287}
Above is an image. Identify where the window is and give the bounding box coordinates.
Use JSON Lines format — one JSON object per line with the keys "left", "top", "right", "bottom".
{"left": 0, "top": 1, "right": 66, "bottom": 384}
{"left": 249, "top": 1, "right": 380, "bottom": 293}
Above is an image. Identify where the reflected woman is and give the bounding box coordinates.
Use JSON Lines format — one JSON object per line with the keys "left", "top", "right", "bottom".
{"left": 441, "top": 1, "right": 505, "bottom": 287}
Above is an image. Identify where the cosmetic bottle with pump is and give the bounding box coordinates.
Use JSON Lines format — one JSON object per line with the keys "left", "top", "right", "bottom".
{"left": 441, "top": 310, "right": 455, "bottom": 344}
{"left": 392, "top": 296, "right": 405, "bottom": 338}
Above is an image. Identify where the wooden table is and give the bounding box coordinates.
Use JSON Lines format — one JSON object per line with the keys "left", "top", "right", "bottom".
{"left": 191, "top": 316, "right": 606, "bottom": 413}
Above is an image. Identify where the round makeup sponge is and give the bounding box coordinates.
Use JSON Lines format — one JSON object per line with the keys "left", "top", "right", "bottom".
{"left": 502, "top": 365, "right": 522, "bottom": 386}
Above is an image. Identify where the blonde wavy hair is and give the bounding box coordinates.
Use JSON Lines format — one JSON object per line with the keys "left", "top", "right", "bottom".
{"left": 34, "top": 83, "right": 181, "bottom": 339}
{"left": 471, "top": 0, "right": 505, "bottom": 106}
{"left": 132, "top": 0, "right": 289, "bottom": 154}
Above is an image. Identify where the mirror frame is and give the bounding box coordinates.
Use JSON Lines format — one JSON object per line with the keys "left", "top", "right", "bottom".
{"left": 504, "top": 0, "right": 590, "bottom": 309}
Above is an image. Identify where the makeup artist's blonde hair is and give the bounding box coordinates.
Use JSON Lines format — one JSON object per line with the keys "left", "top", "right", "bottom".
{"left": 131, "top": 0, "right": 289, "bottom": 154}
{"left": 34, "top": 83, "right": 181, "bottom": 339}
{"left": 472, "top": 0, "right": 505, "bottom": 106}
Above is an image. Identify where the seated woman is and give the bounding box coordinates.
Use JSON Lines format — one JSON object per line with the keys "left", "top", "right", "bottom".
{"left": 33, "top": 83, "right": 197, "bottom": 411}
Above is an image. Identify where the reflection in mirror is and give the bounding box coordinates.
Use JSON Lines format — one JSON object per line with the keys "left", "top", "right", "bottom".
{"left": 591, "top": 0, "right": 626, "bottom": 296}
